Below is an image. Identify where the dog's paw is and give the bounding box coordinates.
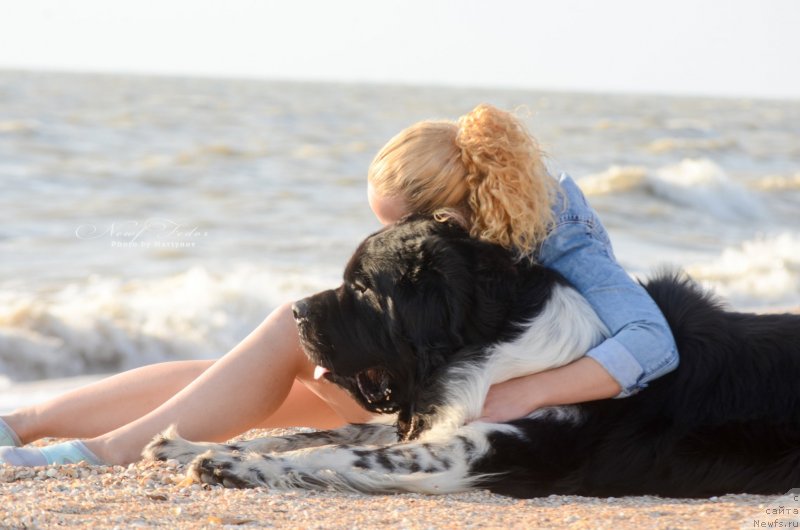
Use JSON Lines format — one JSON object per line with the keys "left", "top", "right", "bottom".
{"left": 142, "top": 426, "right": 219, "bottom": 465}
{"left": 187, "top": 450, "right": 269, "bottom": 489}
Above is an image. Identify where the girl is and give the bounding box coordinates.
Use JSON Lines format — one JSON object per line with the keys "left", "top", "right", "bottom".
{"left": 0, "top": 104, "right": 678, "bottom": 467}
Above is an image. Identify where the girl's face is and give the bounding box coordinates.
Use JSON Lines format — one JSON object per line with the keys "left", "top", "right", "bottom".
{"left": 368, "top": 181, "right": 409, "bottom": 226}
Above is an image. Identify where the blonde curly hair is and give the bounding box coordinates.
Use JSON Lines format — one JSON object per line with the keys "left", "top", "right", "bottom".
{"left": 368, "top": 104, "right": 558, "bottom": 259}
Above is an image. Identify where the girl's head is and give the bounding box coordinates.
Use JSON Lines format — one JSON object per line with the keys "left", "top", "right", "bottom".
{"left": 367, "top": 104, "right": 557, "bottom": 258}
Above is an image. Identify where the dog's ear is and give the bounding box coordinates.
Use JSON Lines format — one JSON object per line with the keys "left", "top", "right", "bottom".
{"left": 395, "top": 236, "right": 470, "bottom": 362}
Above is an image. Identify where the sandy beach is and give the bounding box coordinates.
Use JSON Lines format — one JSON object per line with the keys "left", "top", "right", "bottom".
{"left": 0, "top": 427, "right": 792, "bottom": 529}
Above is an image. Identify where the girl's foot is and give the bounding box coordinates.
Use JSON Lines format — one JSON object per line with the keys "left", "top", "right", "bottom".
{"left": 0, "top": 440, "right": 103, "bottom": 466}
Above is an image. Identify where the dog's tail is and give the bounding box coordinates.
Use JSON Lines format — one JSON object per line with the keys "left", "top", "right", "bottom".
{"left": 641, "top": 268, "right": 728, "bottom": 351}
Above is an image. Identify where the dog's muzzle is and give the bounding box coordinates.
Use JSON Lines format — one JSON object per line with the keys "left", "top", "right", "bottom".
{"left": 292, "top": 299, "right": 310, "bottom": 322}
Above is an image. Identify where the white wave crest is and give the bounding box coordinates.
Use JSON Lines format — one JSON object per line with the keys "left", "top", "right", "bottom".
{"left": 686, "top": 233, "right": 800, "bottom": 309}
{"left": 579, "top": 159, "right": 767, "bottom": 222}
{"left": 0, "top": 266, "right": 334, "bottom": 381}
{"left": 577, "top": 165, "right": 648, "bottom": 196}
{"left": 650, "top": 159, "right": 766, "bottom": 221}
{"left": 578, "top": 158, "right": 764, "bottom": 222}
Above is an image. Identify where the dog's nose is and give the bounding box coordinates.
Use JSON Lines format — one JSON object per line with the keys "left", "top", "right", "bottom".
{"left": 292, "top": 299, "right": 310, "bottom": 320}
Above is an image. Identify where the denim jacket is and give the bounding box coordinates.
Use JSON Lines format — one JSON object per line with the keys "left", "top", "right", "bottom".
{"left": 536, "top": 173, "right": 679, "bottom": 397}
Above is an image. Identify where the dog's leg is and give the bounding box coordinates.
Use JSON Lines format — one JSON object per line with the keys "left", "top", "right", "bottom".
{"left": 185, "top": 423, "right": 513, "bottom": 494}
{"left": 143, "top": 422, "right": 397, "bottom": 464}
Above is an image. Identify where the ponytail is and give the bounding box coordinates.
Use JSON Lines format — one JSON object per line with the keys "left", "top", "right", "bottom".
{"left": 455, "top": 104, "right": 557, "bottom": 258}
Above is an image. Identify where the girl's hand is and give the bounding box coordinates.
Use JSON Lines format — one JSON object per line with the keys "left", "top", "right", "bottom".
{"left": 478, "top": 375, "right": 543, "bottom": 423}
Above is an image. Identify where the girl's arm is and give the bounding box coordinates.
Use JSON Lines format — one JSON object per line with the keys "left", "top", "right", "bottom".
{"left": 480, "top": 357, "right": 621, "bottom": 423}
{"left": 479, "top": 174, "right": 679, "bottom": 422}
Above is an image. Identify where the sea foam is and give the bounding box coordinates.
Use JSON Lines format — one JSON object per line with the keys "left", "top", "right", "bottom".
{"left": 686, "top": 233, "right": 800, "bottom": 309}
{"left": 579, "top": 158, "right": 767, "bottom": 222}
{"left": 651, "top": 159, "right": 766, "bottom": 221}
{"left": 0, "top": 266, "right": 334, "bottom": 382}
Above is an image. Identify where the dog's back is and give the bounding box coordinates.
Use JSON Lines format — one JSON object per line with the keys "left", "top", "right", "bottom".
{"left": 643, "top": 271, "right": 800, "bottom": 425}
{"left": 473, "top": 272, "right": 800, "bottom": 497}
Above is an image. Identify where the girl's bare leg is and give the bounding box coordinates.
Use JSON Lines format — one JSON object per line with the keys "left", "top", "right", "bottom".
{"left": 3, "top": 364, "right": 356, "bottom": 445}
{"left": 3, "top": 360, "right": 213, "bottom": 444}
{"left": 84, "top": 302, "right": 371, "bottom": 465}
{"left": 256, "top": 380, "right": 354, "bottom": 430}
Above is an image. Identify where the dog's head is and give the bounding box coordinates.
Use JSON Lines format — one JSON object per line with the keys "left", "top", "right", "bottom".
{"left": 293, "top": 215, "right": 524, "bottom": 441}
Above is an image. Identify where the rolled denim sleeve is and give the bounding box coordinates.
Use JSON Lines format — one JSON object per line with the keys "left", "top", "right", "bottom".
{"left": 538, "top": 176, "right": 679, "bottom": 397}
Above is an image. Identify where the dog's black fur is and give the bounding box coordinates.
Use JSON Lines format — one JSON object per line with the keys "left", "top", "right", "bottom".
{"left": 477, "top": 276, "right": 800, "bottom": 497}
{"left": 146, "top": 215, "right": 800, "bottom": 498}
{"left": 293, "top": 215, "right": 569, "bottom": 441}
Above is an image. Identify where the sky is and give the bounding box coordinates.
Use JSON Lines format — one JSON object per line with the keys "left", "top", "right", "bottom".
{"left": 0, "top": 0, "right": 798, "bottom": 99}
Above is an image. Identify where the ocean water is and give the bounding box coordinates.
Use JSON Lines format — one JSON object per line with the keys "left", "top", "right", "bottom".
{"left": 0, "top": 70, "right": 798, "bottom": 392}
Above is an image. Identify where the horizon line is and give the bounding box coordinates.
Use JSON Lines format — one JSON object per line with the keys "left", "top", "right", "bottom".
{"left": 2, "top": 66, "right": 798, "bottom": 103}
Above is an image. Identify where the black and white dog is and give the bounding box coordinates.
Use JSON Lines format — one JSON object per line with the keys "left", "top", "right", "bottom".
{"left": 145, "top": 216, "right": 800, "bottom": 498}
